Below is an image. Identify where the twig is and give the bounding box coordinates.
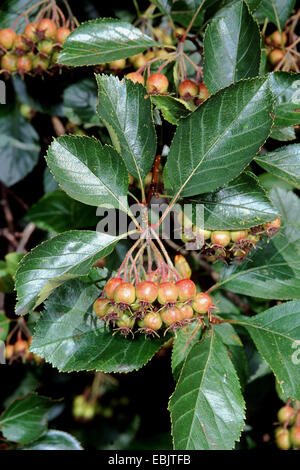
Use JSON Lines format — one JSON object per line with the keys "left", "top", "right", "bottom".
{"left": 17, "top": 223, "right": 36, "bottom": 253}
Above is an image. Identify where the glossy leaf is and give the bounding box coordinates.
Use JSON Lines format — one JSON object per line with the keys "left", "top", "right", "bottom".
{"left": 0, "top": 312, "right": 9, "bottom": 341}
{"left": 21, "top": 430, "right": 83, "bottom": 450}
{"left": 255, "top": 144, "right": 300, "bottom": 189}
{"left": 169, "top": 329, "right": 245, "bottom": 450}
{"left": 203, "top": 1, "right": 261, "bottom": 94}
{"left": 170, "top": 0, "right": 205, "bottom": 28}
{"left": 269, "top": 188, "right": 300, "bottom": 250}
{"left": 63, "top": 79, "right": 99, "bottom": 126}
{"left": 151, "top": 95, "right": 193, "bottom": 125}
{"left": 96, "top": 75, "right": 156, "bottom": 181}
{"left": 164, "top": 77, "right": 273, "bottom": 198}
{"left": 15, "top": 230, "right": 126, "bottom": 315}
{"left": 0, "top": 394, "right": 52, "bottom": 445}
{"left": 270, "top": 72, "right": 300, "bottom": 127}
{"left": 171, "top": 323, "right": 202, "bottom": 382}
{"left": 271, "top": 126, "right": 296, "bottom": 142}
{"left": 31, "top": 279, "right": 169, "bottom": 373}
{"left": 46, "top": 135, "right": 129, "bottom": 213}
{"left": 254, "top": 0, "right": 296, "bottom": 29}
{"left": 58, "top": 18, "right": 158, "bottom": 66}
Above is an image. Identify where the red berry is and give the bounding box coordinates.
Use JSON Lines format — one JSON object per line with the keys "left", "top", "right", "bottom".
{"left": 146, "top": 73, "right": 169, "bottom": 93}
{"left": 264, "top": 217, "right": 281, "bottom": 230}
{"left": 37, "top": 19, "right": 57, "bottom": 39}
{"left": 211, "top": 230, "right": 231, "bottom": 247}
{"left": 175, "top": 279, "right": 196, "bottom": 301}
{"left": 114, "top": 282, "right": 136, "bottom": 305}
{"left": 231, "top": 230, "right": 248, "bottom": 242}
{"left": 55, "top": 26, "right": 71, "bottom": 43}
{"left": 24, "top": 23, "right": 38, "bottom": 41}
{"left": 178, "top": 80, "right": 198, "bottom": 99}
{"left": 290, "top": 426, "right": 300, "bottom": 447}
{"left": 198, "top": 83, "right": 210, "bottom": 101}
{"left": 14, "top": 34, "right": 30, "bottom": 53}
{"left": 275, "top": 428, "right": 291, "bottom": 450}
{"left": 268, "top": 49, "right": 285, "bottom": 66}
{"left": 157, "top": 282, "right": 178, "bottom": 304}
{"left": 125, "top": 72, "right": 144, "bottom": 85}
{"left": 93, "top": 298, "right": 110, "bottom": 317}
{"left": 192, "top": 292, "right": 213, "bottom": 314}
{"left": 178, "top": 304, "right": 194, "bottom": 320}
{"left": 143, "top": 312, "right": 162, "bottom": 330}
{"left": 278, "top": 405, "right": 295, "bottom": 424}
{"left": 0, "top": 28, "right": 16, "bottom": 50}
{"left": 1, "top": 53, "right": 17, "bottom": 72}
{"left": 17, "top": 55, "right": 32, "bottom": 72}
{"left": 104, "top": 277, "right": 123, "bottom": 299}
{"left": 14, "top": 339, "right": 29, "bottom": 354}
{"left": 136, "top": 281, "right": 158, "bottom": 303}
{"left": 161, "top": 306, "right": 182, "bottom": 325}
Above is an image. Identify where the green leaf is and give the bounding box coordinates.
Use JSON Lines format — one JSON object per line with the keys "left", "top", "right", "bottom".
{"left": 255, "top": 144, "right": 300, "bottom": 189}
{"left": 0, "top": 312, "right": 10, "bottom": 341}
{"left": 171, "top": 1, "right": 205, "bottom": 28}
{"left": 24, "top": 190, "right": 99, "bottom": 233}
{"left": 21, "top": 430, "right": 83, "bottom": 450}
{"left": 169, "top": 329, "right": 245, "bottom": 450}
{"left": 172, "top": 323, "right": 202, "bottom": 382}
{"left": 0, "top": 394, "right": 52, "bottom": 445}
{"left": 151, "top": 0, "right": 172, "bottom": 15}
{"left": 58, "top": 18, "right": 158, "bottom": 66}
{"left": 63, "top": 79, "right": 99, "bottom": 126}
{"left": 270, "top": 72, "right": 300, "bottom": 127}
{"left": 164, "top": 76, "right": 273, "bottom": 198}
{"left": 254, "top": 0, "right": 296, "bottom": 29}
{"left": 43, "top": 167, "right": 58, "bottom": 194}
{"left": 0, "top": 103, "right": 40, "bottom": 187}
{"left": 203, "top": 1, "right": 261, "bottom": 94}
{"left": 151, "top": 95, "right": 193, "bottom": 125}
{"left": 46, "top": 135, "right": 129, "bottom": 213}
{"left": 15, "top": 230, "right": 126, "bottom": 316}
{"left": 269, "top": 188, "right": 300, "bottom": 250}
{"left": 31, "top": 279, "right": 169, "bottom": 373}
{"left": 271, "top": 126, "right": 296, "bottom": 142}
{"left": 190, "top": 172, "right": 278, "bottom": 230}
{"left": 96, "top": 75, "right": 156, "bottom": 182}
{"left": 234, "top": 301, "right": 300, "bottom": 400}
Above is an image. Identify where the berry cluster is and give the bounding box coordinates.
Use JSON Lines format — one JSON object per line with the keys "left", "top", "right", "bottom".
{"left": 5, "top": 337, "right": 42, "bottom": 364}
{"left": 264, "top": 30, "right": 288, "bottom": 68}
{"left": 275, "top": 403, "right": 300, "bottom": 450}
{"left": 0, "top": 19, "right": 71, "bottom": 77}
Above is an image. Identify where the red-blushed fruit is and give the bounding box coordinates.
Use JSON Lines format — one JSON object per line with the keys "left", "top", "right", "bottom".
{"left": 5, "top": 344, "right": 14, "bottom": 360}
{"left": 14, "top": 34, "right": 30, "bottom": 53}
{"left": 264, "top": 217, "right": 281, "bottom": 230}
{"left": 17, "top": 55, "right": 32, "bottom": 72}
{"left": 278, "top": 405, "right": 295, "bottom": 424}
{"left": 198, "top": 83, "right": 210, "bottom": 101}
{"left": 1, "top": 53, "right": 17, "bottom": 72}
{"left": 0, "top": 28, "right": 16, "bottom": 49}
{"left": 24, "top": 23, "right": 38, "bottom": 41}
{"left": 55, "top": 26, "right": 71, "bottom": 43}
{"left": 14, "top": 339, "right": 28, "bottom": 354}
{"left": 37, "top": 39, "right": 54, "bottom": 55}
{"left": 157, "top": 282, "right": 178, "bottom": 304}
{"left": 275, "top": 428, "right": 291, "bottom": 450}
{"left": 125, "top": 72, "right": 144, "bottom": 85}
{"left": 114, "top": 282, "right": 136, "bottom": 305}
{"left": 178, "top": 80, "right": 198, "bottom": 99}
{"left": 161, "top": 306, "right": 182, "bottom": 325}
{"left": 192, "top": 292, "right": 213, "bottom": 314}
{"left": 136, "top": 281, "right": 158, "bottom": 303}
{"left": 174, "top": 254, "right": 192, "bottom": 279}
{"left": 268, "top": 49, "right": 285, "bottom": 65}
{"left": 37, "top": 19, "right": 57, "bottom": 39}
{"left": 211, "top": 230, "right": 231, "bottom": 247}
{"left": 32, "top": 55, "right": 50, "bottom": 71}
{"left": 143, "top": 312, "right": 162, "bottom": 330}
{"left": 175, "top": 279, "right": 196, "bottom": 301}
{"left": 108, "top": 58, "right": 126, "bottom": 70}
{"left": 104, "top": 277, "right": 123, "bottom": 299}
{"left": 178, "top": 304, "right": 194, "bottom": 320}
{"left": 116, "top": 313, "right": 135, "bottom": 329}
{"left": 93, "top": 298, "right": 110, "bottom": 317}
{"left": 146, "top": 73, "right": 169, "bottom": 93}
{"left": 231, "top": 230, "right": 249, "bottom": 242}
{"left": 290, "top": 426, "right": 300, "bottom": 447}
{"left": 269, "top": 30, "right": 287, "bottom": 47}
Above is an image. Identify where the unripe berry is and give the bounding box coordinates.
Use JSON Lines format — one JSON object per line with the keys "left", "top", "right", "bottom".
{"left": 37, "top": 39, "right": 54, "bottom": 55}
{"left": 145, "top": 50, "right": 155, "bottom": 61}
{"left": 192, "top": 292, "right": 213, "bottom": 314}
{"left": 17, "top": 55, "right": 32, "bottom": 72}
{"left": 157, "top": 282, "right": 178, "bottom": 304}
{"left": 268, "top": 49, "right": 285, "bottom": 65}
{"left": 14, "top": 34, "right": 30, "bottom": 53}
{"left": 117, "top": 313, "right": 135, "bottom": 329}
{"left": 178, "top": 80, "right": 198, "bottom": 99}
{"left": 175, "top": 279, "right": 196, "bottom": 301}
{"left": 136, "top": 281, "right": 158, "bottom": 303}
{"left": 193, "top": 227, "right": 212, "bottom": 240}
{"left": 178, "top": 304, "right": 194, "bottom": 320}
{"left": 132, "top": 53, "right": 147, "bottom": 69}
{"left": 211, "top": 230, "right": 231, "bottom": 247}
{"left": 0, "top": 28, "right": 16, "bottom": 50}
{"left": 143, "top": 312, "right": 162, "bottom": 330}
{"left": 198, "top": 83, "right": 210, "bottom": 101}
{"left": 24, "top": 23, "right": 38, "bottom": 42}
{"left": 114, "top": 282, "right": 136, "bottom": 305}
{"left": 290, "top": 426, "right": 300, "bottom": 447}
{"left": 108, "top": 58, "right": 126, "bottom": 70}
{"left": 32, "top": 54, "right": 50, "bottom": 71}
{"left": 37, "top": 19, "right": 57, "bottom": 39}
{"left": 5, "top": 344, "right": 14, "bottom": 360}
{"left": 247, "top": 234, "right": 260, "bottom": 244}
{"left": 161, "top": 306, "right": 182, "bottom": 325}
{"left": 231, "top": 230, "right": 249, "bottom": 242}
{"left": 264, "top": 217, "right": 281, "bottom": 230}
{"left": 174, "top": 27, "right": 185, "bottom": 38}
{"left": 146, "top": 73, "right": 169, "bottom": 93}
{"left": 155, "top": 49, "right": 167, "bottom": 58}
{"left": 269, "top": 30, "right": 287, "bottom": 47}
{"left": 14, "top": 339, "right": 28, "bottom": 354}
{"left": 1, "top": 52, "right": 18, "bottom": 72}
{"left": 55, "top": 26, "right": 71, "bottom": 43}
{"left": 20, "top": 103, "right": 35, "bottom": 119}
{"left": 277, "top": 405, "right": 295, "bottom": 424}
{"left": 93, "top": 298, "right": 110, "bottom": 317}
{"left": 125, "top": 72, "right": 144, "bottom": 85}
{"left": 105, "top": 277, "right": 123, "bottom": 299}
{"left": 275, "top": 428, "right": 291, "bottom": 450}
{"left": 174, "top": 254, "right": 192, "bottom": 279}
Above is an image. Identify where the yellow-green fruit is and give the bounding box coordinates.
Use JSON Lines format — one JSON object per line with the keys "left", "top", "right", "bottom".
{"left": 116, "top": 313, "right": 135, "bottom": 329}
{"left": 231, "top": 230, "right": 249, "bottom": 242}
{"left": 133, "top": 53, "right": 147, "bottom": 69}
{"left": 275, "top": 428, "right": 291, "bottom": 450}
{"left": 278, "top": 405, "right": 295, "bottom": 424}
{"left": 109, "top": 58, "right": 126, "bottom": 70}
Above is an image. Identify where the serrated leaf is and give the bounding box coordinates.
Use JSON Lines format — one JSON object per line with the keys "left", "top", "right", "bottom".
{"left": 0, "top": 312, "right": 9, "bottom": 341}
{"left": 46, "top": 135, "right": 129, "bottom": 213}
{"left": 0, "top": 394, "right": 52, "bottom": 445}
{"left": 164, "top": 76, "right": 273, "bottom": 198}
{"left": 63, "top": 78, "right": 99, "bottom": 126}
{"left": 151, "top": 95, "right": 193, "bottom": 125}
{"left": 24, "top": 190, "right": 99, "bottom": 233}
{"left": 190, "top": 172, "right": 278, "bottom": 230}
{"left": 269, "top": 187, "right": 300, "bottom": 250}
{"left": 21, "top": 430, "right": 83, "bottom": 450}
{"left": 270, "top": 72, "right": 300, "bottom": 127}
{"left": 255, "top": 144, "right": 300, "bottom": 189}
{"left": 15, "top": 230, "right": 127, "bottom": 316}
{"left": 172, "top": 323, "right": 202, "bottom": 382}
{"left": 233, "top": 301, "right": 300, "bottom": 400}
{"left": 58, "top": 18, "right": 158, "bottom": 66}
{"left": 171, "top": 0, "right": 205, "bottom": 28}
{"left": 31, "top": 279, "right": 168, "bottom": 373}
{"left": 169, "top": 329, "right": 245, "bottom": 450}
{"left": 254, "top": 0, "right": 296, "bottom": 29}
{"left": 271, "top": 126, "right": 296, "bottom": 142}
{"left": 96, "top": 75, "right": 156, "bottom": 182}
{"left": 203, "top": 1, "right": 261, "bottom": 94}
